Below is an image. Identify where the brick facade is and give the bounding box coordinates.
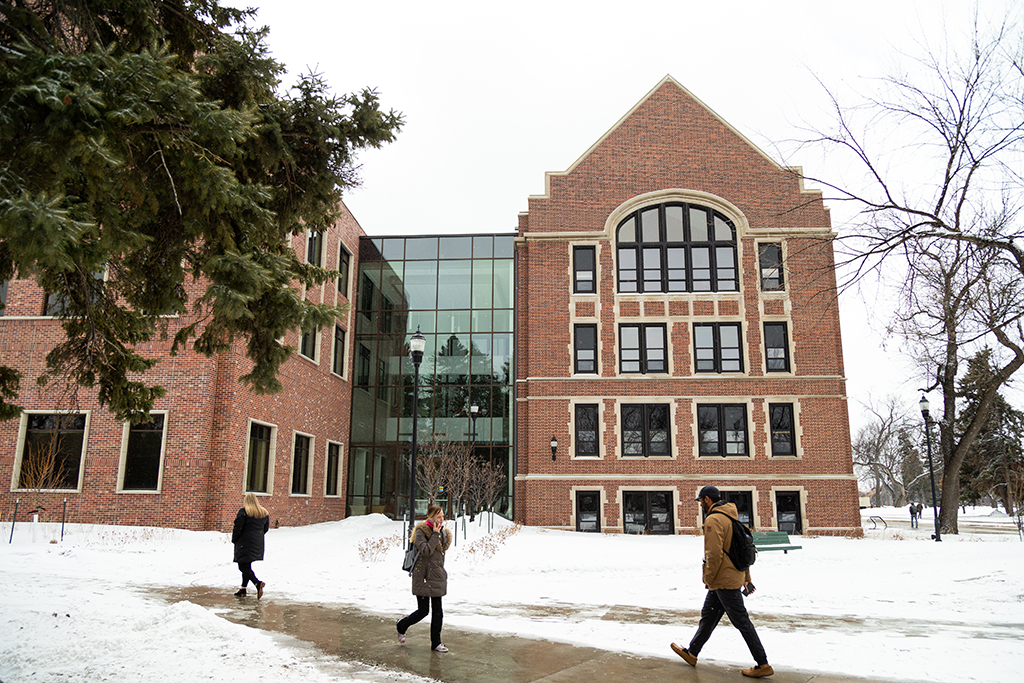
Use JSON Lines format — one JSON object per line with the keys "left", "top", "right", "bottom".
{"left": 514, "top": 77, "right": 860, "bottom": 536}
{"left": 0, "top": 203, "right": 364, "bottom": 532}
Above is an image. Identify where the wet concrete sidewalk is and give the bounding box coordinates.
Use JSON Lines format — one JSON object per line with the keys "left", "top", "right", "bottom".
{"left": 167, "top": 586, "right": 926, "bottom": 683}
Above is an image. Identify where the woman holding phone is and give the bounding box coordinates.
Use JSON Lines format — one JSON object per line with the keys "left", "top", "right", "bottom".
{"left": 396, "top": 504, "right": 451, "bottom": 652}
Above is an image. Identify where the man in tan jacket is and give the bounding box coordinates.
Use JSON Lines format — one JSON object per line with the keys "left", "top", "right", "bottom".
{"left": 671, "top": 485, "right": 773, "bottom": 678}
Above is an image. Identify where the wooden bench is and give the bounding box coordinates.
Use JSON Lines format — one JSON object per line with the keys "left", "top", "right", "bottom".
{"left": 752, "top": 531, "right": 803, "bottom": 554}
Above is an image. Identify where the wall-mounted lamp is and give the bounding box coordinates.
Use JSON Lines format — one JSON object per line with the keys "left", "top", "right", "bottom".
{"left": 551, "top": 436, "right": 558, "bottom": 461}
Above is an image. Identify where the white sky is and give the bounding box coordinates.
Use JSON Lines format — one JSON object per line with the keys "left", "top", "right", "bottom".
{"left": 236, "top": 0, "right": 1019, "bottom": 432}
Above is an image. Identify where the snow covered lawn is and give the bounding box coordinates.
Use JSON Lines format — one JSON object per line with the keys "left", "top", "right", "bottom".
{"left": 1, "top": 507, "right": 1021, "bottom": 683}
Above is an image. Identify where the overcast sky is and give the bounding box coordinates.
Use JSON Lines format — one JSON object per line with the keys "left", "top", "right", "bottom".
{"left": 237, "top": 0, "right": 1019, "bottom": 432}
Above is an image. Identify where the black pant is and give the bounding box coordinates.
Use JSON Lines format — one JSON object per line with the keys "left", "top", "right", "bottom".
{"left": 689, "top": 589, "right": 768, "bottom": 666}
{"left": 238, "top": 561, "right": 260, "bottom": 588}
{"left": 397, "top": 595, "right": 443, "bottom": 649}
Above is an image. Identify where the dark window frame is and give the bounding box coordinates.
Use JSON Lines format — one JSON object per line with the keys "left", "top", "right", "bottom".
{"left": 337, "top": 244, "right": 351, "bottom": 298}
{"left": 292, "top": 432, "right": 312, "bottom": 495}
{"left": 697, "top": 403, "right": 749, "bottom": 458}
{"left": 620, "top": 403, "right": 671, "bottom": 458}
{"left": 574, "top": 404, "right": 600, "bottom": 457}
{"left": 246, "top": 421, "right": 273, "bottom": 493}
{"left": 300, "top": 326, "right": 319, "bottom": 361}
{"left": 618, "top": 323, "right": 668, "bottom": 374}
{"left": 623, "top": 490, "right": 675, "bottom": 534}
{"left": 307, "top": 230, "right": 323, "bottom": 266}
{"left": 332, "top": 325, "right": 346, "bottom": 376}
{"left": 325, "top": 442, "right": 341, "bottom": 496}
{"left": 575, "top": 490, "right": 602, "bottom": 532}
{"left": 615, "top": 202, "right": 738, "bottom": 293}
{"left": 574, "top": 324, "right": 598, "bottom": 374}
{"left": 693, "top": 322, "right": 743, "bottom": 373}
{"left": 17, "top": 412, "right": 87, "bottom": 491}
{"left": 758, "top": 242, "right": 785, "bottom": 291}
{"left": 357, "top": 343, "right": 371, "bottom": 388}
{"left": 769, "top": 402, "right": 797, "bottom": 457}
{"left": 121, "top": 413, "right": 166, "bottom": 491}
{"left": 764, "top": 322, "right": 791, "bottom": 373}
{"left": 573, "top": 245, "right": 596, "bottom": 294}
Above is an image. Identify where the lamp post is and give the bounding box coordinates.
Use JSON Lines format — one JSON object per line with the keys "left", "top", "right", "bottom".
{"left": 468, "top": 404, "right": 479, "bottom": 523}
{"left": 919, "top": 395, "right": 942, "bottom": 542}
{"left": 550, "top": 436, "right": 558, "bottom": 461}
{"left": 407, "top": 327, "right": 426, "bottom": 543}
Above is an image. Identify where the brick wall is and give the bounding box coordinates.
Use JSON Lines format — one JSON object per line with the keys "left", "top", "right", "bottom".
{"left": 515, "top": 77, "right": 860, "bottom": 536}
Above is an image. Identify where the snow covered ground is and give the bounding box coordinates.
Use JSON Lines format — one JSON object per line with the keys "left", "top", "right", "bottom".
{"left": 1, "top": 506, "right": 1021, "bottom": 683}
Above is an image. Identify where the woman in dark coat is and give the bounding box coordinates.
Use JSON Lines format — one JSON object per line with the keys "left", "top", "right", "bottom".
{"left": 396, "top": 504, "right": 452, "bottom": 652}
{"left": 232, "top": 493, "right": 270, "bottom": 598}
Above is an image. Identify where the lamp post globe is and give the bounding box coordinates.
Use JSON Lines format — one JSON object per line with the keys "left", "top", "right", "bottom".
{"left": 407, "top": 327, "right": 426, "bottom": 541}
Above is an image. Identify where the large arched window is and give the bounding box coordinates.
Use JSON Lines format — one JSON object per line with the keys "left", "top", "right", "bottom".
{"left": 616, "top": 202, "right": 737, "bottom": 293}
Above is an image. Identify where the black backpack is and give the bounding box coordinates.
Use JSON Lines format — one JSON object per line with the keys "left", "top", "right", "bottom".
{"left": 709, "top": 509, "right": 757, "bottom": 571}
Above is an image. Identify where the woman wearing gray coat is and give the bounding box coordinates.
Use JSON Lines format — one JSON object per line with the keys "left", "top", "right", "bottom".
{"left": 397, "top": 504, "right": 452, "bottom": 652}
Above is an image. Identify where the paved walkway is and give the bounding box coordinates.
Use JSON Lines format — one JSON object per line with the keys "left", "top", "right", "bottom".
{"left": 165, "top": 586, "right": 928, "bottom": 683}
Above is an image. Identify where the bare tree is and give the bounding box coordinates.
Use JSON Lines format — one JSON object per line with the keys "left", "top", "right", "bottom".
{"left": 798, "top": 11, "right": 1024, "bottom": 532}
{"left": 853, "top": 397, "right": 931, "bottom": 507}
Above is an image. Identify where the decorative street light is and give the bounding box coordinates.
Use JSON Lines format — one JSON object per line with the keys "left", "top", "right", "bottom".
{"left": 407, "top": 327, "right": 426, "bottom": 542}
{"left": 468, "top": 404, "right": 479, "bottom": 523}
{"left": 550, "top": 436, "right": 558, "bottom": 461}
{"left": 919, "top": 394, "right": 942, "bottom": 542}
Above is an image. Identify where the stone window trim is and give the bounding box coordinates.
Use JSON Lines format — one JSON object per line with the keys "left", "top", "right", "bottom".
{"left": 337, "top": 241, "right": 352, "bottom": 300}
{"left": 331, "top": 324, "right": 347, "bottom": 379}
{"left": 324, "top": 440, "right": 344, "bottom": 497}
{"left": 244, "top": 418, "right": 277, "bottom": 495}
{"left": 569, "top": 400, "right": 604, "bottom": 459}
{"left": 693, "top": 401, "right": 753, "bottom": 460}
{"left": 769, "top": 485, "right": 808, "bottom": 533}
{"left": 569, "top": 486, "right": 607, "bottom": 532}
{"left": 611, "top": 397, "right": 679, "bottom": 461}
{"left": 571, "top": 244, "right": 598, "bottom": 295}
{"left": 290, "top": 430, "right": 315, "bottom": 497}
{"left": 618, "top": 322, "right": 669, "bottom": 375}
{"left": 766, "top": 399, "right": 803, "bottom": 459}
{"left": 573, "top": 323, "right": 599, "bottom": 375}
{"left": 116, "top": 410, "right": 169, "bottom": 493}
{"left": 756, "top": 241, "right": 786, "bottom": 292}
{"left": 604, "top": 190, "right": 748, "bottom": 297}
{"left": 693, "top": 321, "right": 744, "bottom": 374}
{"left": 11, "top": 410, "right": 91, "bottom": 493}
{"left": 299, "top": 326, "right": 320, "bottom": 364}
{"left": 763, "top": 321, "right": 793, "bottom": 374}
{"left": 614, "top": 486, "right": 682, "bottom": 534}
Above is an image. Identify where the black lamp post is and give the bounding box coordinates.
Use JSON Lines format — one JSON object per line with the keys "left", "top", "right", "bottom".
{"left": 919, "top": 395, "right": 942, "bottom": 542}
{"left": 468, "top": 404, "right": 479, "bottom": 522}
{"left": 407, "top": 327, "right": 426, "bottom": 542}
{"left": 550, "top": 436, "right": 558, "bottom": 461}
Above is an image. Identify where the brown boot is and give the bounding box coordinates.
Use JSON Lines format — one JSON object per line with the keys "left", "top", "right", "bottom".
{"left": 670, "top": 643, "right": 697, "bottom": 666}
{"left": 742, "top": 664, "right": 774, "bottom": 678}
{"left": 256, "top": 581, "right": 265, "bottom": 600}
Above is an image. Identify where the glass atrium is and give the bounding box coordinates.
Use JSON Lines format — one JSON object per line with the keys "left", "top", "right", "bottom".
{"left": 348, "top": 234, "right": 515, "bottom": 519}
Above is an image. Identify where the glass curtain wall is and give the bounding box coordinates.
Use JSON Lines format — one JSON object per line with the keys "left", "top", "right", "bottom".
{"left": 348, "top": 234, "right": 515, "bottom": 520}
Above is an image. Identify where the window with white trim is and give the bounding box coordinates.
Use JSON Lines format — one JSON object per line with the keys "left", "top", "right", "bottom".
{"left": 616, "top": 202, "right": 737, "bottom": 293}
{"left": 758, "top": 243, "right": 784, "bottom": 291}
{"left": 120, "top": 413, "right": 167, "bottom": 491}
{"left": 694, "top": 323, "right": 742, "bottom": 373}
{"left": 764, "top": 322, "right": 790, "bottom": 372}
{"left": 697, "top": 404, "right": 748, "bottom": 457}
{"left": 17, "top": 413, "right": 87, "bottom": 490}
{"left": 619, "top": 323, "right": 667, "bottom": 374}
{"left": 292, "top": 433, "right": 312, "bottom": 495}
{"left": 621, "top": 404, "right": 670, "bottom": 457}
{"left": 574, "top": 324, "right": 598, "bottom": 374}
{"left": 573, "top": 246, "right": 596, "bottom": 294}
{"left": 575, "top": 404, "right": 599, "bottom": 457}
{"left": 769, "top": 403, "right": 796, "bottom": 456}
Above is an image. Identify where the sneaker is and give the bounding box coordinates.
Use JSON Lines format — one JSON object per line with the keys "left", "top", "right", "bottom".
{"left": 396, "top": 622, "right": 405, "bottom": 644}
{"left": 233, "top": 589, "right": 247, "bottom": 597}
{"left": 671, "top": 643, "right": 697, "bottom": 666}
{"left": 432, "top": 644, "right": 449, "bottom": 653}
{"left": 742, "top": 664, "right": 774, "bottom": 678}
{"left": 256, "top": 581, "right": 265, "bottom": 600}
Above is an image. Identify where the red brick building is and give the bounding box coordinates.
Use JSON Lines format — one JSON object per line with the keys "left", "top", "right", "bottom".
{"left": 514, "top": 77, "right": 860, "bottom": 536}
{"left": 0, "top": 203, "right": 363, "bottom": 531}
{"left": 0, "top": 76, "right": 859, "bottom": 535}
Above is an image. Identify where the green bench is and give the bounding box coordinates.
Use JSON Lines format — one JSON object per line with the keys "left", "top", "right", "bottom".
{"left": 752, "top": 531, "right": 802, "bottom": 554}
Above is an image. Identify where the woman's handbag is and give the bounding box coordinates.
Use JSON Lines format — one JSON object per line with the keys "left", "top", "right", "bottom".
{"left": 401, "top": 543, "right": 420, "bottom": 574}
